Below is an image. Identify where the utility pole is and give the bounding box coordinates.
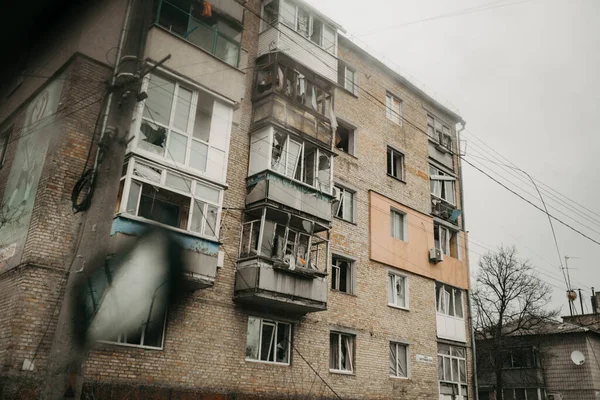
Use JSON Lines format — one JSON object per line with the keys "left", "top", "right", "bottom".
{"left": 39, "top": 0, "right": 154, "bottom": 397}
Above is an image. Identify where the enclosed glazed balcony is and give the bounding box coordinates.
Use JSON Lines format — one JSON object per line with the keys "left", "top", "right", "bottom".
{"left": 252, "top": 53, "right": 335, "bottom": 148}
{"left": 234, "top": 206, "right": 329, "bottom": 314}
{"left": 258, "top": 0, "right": 342, "bottom": 82}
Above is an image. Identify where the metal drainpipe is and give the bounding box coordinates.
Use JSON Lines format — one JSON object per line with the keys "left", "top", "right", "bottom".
{"left": 457, "top": 121, "right": 479, "bottom": 400}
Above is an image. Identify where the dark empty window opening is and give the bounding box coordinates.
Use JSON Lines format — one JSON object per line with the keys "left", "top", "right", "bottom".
{"left": 332, "top": 256, "right": 353, "bottom": 293}
{"left": 387, "top": 147, "right": 404, "bottom": 180}
{"left": 335, "top": 123, "right": 355, "bottom": 155}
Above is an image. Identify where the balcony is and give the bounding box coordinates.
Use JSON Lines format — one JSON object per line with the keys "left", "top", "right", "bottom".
{"left": 234, "top": 206, "right": 329, "bottom": 314}
{"left": 109, "top": 215, "right": 219, "bottom": 290}
{"left": 252, "top": 53, "right": 335, "bottom": 148}
{"left": 145, "top": 0, "right": 247, "bottom": 103}
{"left": 431, "top": 198, "right": 461, "bottom": 225}
{"left": 246, "top": 171, "right": 333, "bottom": 222}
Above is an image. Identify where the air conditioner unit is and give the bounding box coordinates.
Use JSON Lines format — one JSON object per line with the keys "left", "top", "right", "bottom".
{"left": 429, "top": 248, "right": 444, "bottom": 263}
{"left": 332, "top": 186, "right": 342, "bottom": 202}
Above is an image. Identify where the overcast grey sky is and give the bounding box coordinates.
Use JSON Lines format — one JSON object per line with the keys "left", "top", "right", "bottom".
{"left": 308, "top": 0, "right": 600, "bottom": 315}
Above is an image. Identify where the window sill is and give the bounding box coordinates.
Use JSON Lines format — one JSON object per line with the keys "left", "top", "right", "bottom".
{"left": 116, "top": 212, "right": 220, "bottom": 244}
{"left": 245, "top": 358, "right": 290, "bottom": 367}
{"left": 388, "top": 304, "right": 410, "bottom": 312}
{"left": 387, "top": 174, "right": 406, "bottom": 184}
{"left": 329, "top": 369, "right": 355, "bottom": 376}
{"left": 97, "top": 340, "right": 163, "bottom": 351}
{"left": 389, "top": 375, "right": 410, "bottom": 380}
{"left": 333, "top": 216, "right": 357, "bottom": 225}
{"left": 330, "top": 288, "right": 357, "bottom": 297}
{"left": 336, "top": 85, "right": 358, "bottom": 98}
{"left": 386, "top": 118, "right": 403, "bottom": 127}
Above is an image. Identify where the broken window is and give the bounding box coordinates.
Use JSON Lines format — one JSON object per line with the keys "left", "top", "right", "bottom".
{"left": 390, "top": 210, "right": 406, "bottom": 241}
{"left": 387, "top": 147, "right": 404, "bottom": 180}
{"left": 270, "top": 131, "right": 332, "bottom": 192}
{"left": 386, "top": 92, "right": 402, "bottom": 125}
{"left": 434, "top": 223, "right": 460, "bottom": 258}
{"left": 329, "top": 332, "right": 354, "bottom": 372}
{"left": 430, "top": 165, "right": 456, "bottom": 205}
{"left": 238, "top": 208, "right": 328, "bottom": 271}
{"left": 262, "top": 0, "right": 279, "bottom": 30}
{"left": 436, "top": 282, "right": 463, "bottom": 318}
{"left": 137, "top": 74, "right": 229, "bottom": 174}
{"left": 331, "top": 256, "right": 353, "bottom": 293}
{"left": 245, "top": 316, "right": 291, "bottom": 364}
{"left": 438, "top": 343, "right": 468, "bottom": 399}
{"left": 256, "top": 64, "right": 274, "bottom": 94}
{"left": 389, "top": 342, "right": 408, "bottom": 378}
{"left": 117, "top": 158, "right": 222, "bottom": 237}
{"left": 388, "top": 273, "right": 408, "bottom": 309}
{"left": 428, "top": 114, "right": 453, "bottom": 152}
{"left": 335, "top": 185, "right": 355, "bottom": 222}
{"left": 335, "top": 122, "right": 355, "bottom": 155}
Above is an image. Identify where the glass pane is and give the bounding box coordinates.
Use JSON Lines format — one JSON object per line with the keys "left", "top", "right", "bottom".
{"left": 317, "top": 153, "right": 331, "bottom": 193}
{"left": 165, "top": 172, "right": 191, "bottom": 192}
{"left": 245, "top": 317, "right": 260, "bottom": 360}
{"left": 280, "top": 0, "right": 296, "bottom": 28}
{"left": 261, "top": 220, "right": 276, "bottom": 257}
{"left": 445, "top": 181, "right": 456, "bottom": 204}
{"left": 168, "top": 131, "right": 187, "bottom": 164}
{"left": 273, "top": 224, "right": 286, "bottom": 259}
{"left": 515, "top": 389, "right": 526, "bottom": 400}
{"left": 343, "top": 190, "right": 353, "bottom": 221}
{"left": 525, "top": 389, "right": 538, "bottom": 400}
{"left": 193, "top": 94, "right": 212, "bottom": 142}
{"left": 397, "top": 344, "right": 407, "bottom": 377}
{"left": 173, "top": 87, "right": 192, "bottom": 131}
{"left": 187, "top": 19, "right": 215, "bottom": 53}
{"left": 133, "top": 162, "right": 161, "bottom": 183}
{"left": 396, "top": 276, "right": 406, "bottom": 308}
{"left": 286, "top": 139, "right": 301, "bottom": 178}
{"left": 438, "top": 356, "right": 444, "bottom": 380}
{"left": 195, "top": 182, "right": 220, "bottom": 203}
{"left": 454, "top": 289, "right": 464, "bottom": 318}
{"left": 126, "top": 180, "right": 141, "bottom": 214}
{"left": 452, "top": 359, "right": 458, "bottom": 383}
{"left": 139, "top": 186, "right": 189, "bottom": 229}
{"left": 329, "top": 333, "right": 339, "bottom": 370}
{"left": 453, "top": 346, "right": 466, "bottom": 358}
{"left": 275, "top": 323, "right": 290, "bottom": 363}
{"left": 190, "top": 140, "right": 208, "bottom": 172}
{"left": 322, "top": 25, "right": 335, "bottom": 53}
{"left": 438, "top": 343, "right": 451, "bottom": 355}
{"left": 144, "top": 74, "right": 174, "bottom": 126}
{"left": 444, "top": 357, "right": 451, "bottom": 381}
{"left": 190, "top": 200, "right": 206, "bottom": 233}
{"left": 139, "top": 120, "right": 167, "bottom": 156}
{"left": 215, "top": 35, "right": 240, "bottom": 67}
{"left": 388, "top": 275, "right": 395, "bottom": 304}
{"left": 272, "top": 132, "right": 286, "bottom": 173}
{"left": 205, "top": 204, "right": 218, "bottom": 237}
{"left": 260, "top": 323, "right": 275, "bottom": 362}
{"left": 459, "top": 360, "right": 467, "bottom": 383}
{"left": 339, "top": 262, "right": 348, "bottom": 293}
{"left": 143, "top": 304, "right": 166, "bottom": 348}
{"left": 390, "top": 343, "right": 397, "bottom": 376}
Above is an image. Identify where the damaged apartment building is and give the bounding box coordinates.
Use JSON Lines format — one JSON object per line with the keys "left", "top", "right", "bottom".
{"left": 0, "top": 0, "right": 472, "bottom": 398}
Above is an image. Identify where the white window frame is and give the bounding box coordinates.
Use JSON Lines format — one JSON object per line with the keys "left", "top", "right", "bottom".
{"left": 335, "top": 185, "right": 355, "bottom": 223}
{"left": 427, "top": 114, "right": 453, "bottom": 152}
{"left": 270, "top": 131, "right": 333, "bottom": 194}
{"left": 107, "top": 309, "right": 168, "bottom": 350}
{"left": 430, "top": 165, "right": 456, "bottom": 205}
{"left": 389, "top": 342, "right": 410, "bottom": 378}
{"left": 118, "top": 157, "right": 223, "bottom": 239}
{"left": 338, "top": 62, "right": 358, "bottom": 96}
{"left": 245, "top": 316, "right": 292, "bottom": 365}
{"left": 436, "top": 282, "right": 464, "bottom": 319}
{"left": 438, "top": 344, "right": 468, "bottom": 399}
{"left": 329, "top": 331, "right": 355, "bottom": 373}
{"left": 335, "top": 120, "right": 357, "bottom": 156}
{"left": 133, "top": 73, "right": 229, "bottom": 180}
{"left": 387, "top": 147, "right": 404, "bottom": 180}
{"left": 388, "top": 272, "right": 409, "bottom": 310}
{"left": 386, "top": 92, "right": 402, "bottom": 125}
{"left": 331, "top": 255, "right": 355, "bottom": 294}
{"left": 390, "top": 209, "right": 407, "bottom": 241}
{"left": 271, "top": 0, "right": 337, "bottom": 55}
{"left": 435, "top": 224, "right": 451, "bottom": 256}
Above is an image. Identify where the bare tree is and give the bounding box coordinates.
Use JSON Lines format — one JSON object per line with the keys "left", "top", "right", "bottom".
{"left": 472, "top": 246, "right": 558, "bottom": 400}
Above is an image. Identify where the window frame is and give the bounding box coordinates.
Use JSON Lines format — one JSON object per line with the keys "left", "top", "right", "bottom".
{"left": 337, "top": 61, "right": 358, "bottom": 96}
{"left": 106, "top": 308, "right": 168, "bottom": 350}
{"left": 430, "top": 165, "right": 456, "bottom": 205}
{"left": 435, "top": 282, "right": 464, "bottom": 319}
{"left": 331, "top": 255, "right": 355, "bottom": 294}
{"left": 389, "top": 342, "right": 410, "bottom": 378}
{"left": 386, "top": 146, "right": 405, "bottom": 181}
{"left": 385, "top": 92, "right": 402, "bottom": 125}
{"left": 427, "top": 114, "right": 453, "bottom": 152}
{"left": 245, "top": 316, "right": 292, "bottom": 366}
{"left": 264, "top": 0, "right": 337, "bottom": 55}
{"left": 437, "top": 343, "right": 468, "bottom": 399}
{"left": 334, "top": 185, "right": 356, "bottom": 223}
{"left": 329, "top": 331, "right": 355, "bottom": 373}
{"left": 335, "top": 120, "right": 357, "bottom": 156}
{"left": 117, "top": 157, "right": 223, "bottom": 239}
{"left": 0, "top": 126, "right": 11, "bottom": 167}
{"left": 133, "top": 73, "right": 229, "bottom": 180}
{"left": 388, "top": 272, "right": 409, "bottom": 310}
{"left": 390, "top": 209, "right": 407, "bottom": 241}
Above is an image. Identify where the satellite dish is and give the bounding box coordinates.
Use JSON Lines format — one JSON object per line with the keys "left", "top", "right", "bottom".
{"left": 571, "top": 350, "right": 585, "bottom": 365}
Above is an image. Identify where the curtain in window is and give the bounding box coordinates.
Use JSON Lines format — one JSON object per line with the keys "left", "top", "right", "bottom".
{"left": 440, "top": 227, "right": 448, "bottom": 255}
{"left": 397, "top": 344, "right": 407, "bottom": 377}
{"left": 396, "top": 276, "right": 406, "bottom": 308}
{"left": 343, "top": 336, "right": 353, "bottom": 370}
{"left": 389, "top": 343, "right": 397, "bottom": 375}
{"left": 329, "top": 334, "right": 339, "bottom": 369}
{"left": 246, "top": 317, "right": 260, "bottom": 359}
